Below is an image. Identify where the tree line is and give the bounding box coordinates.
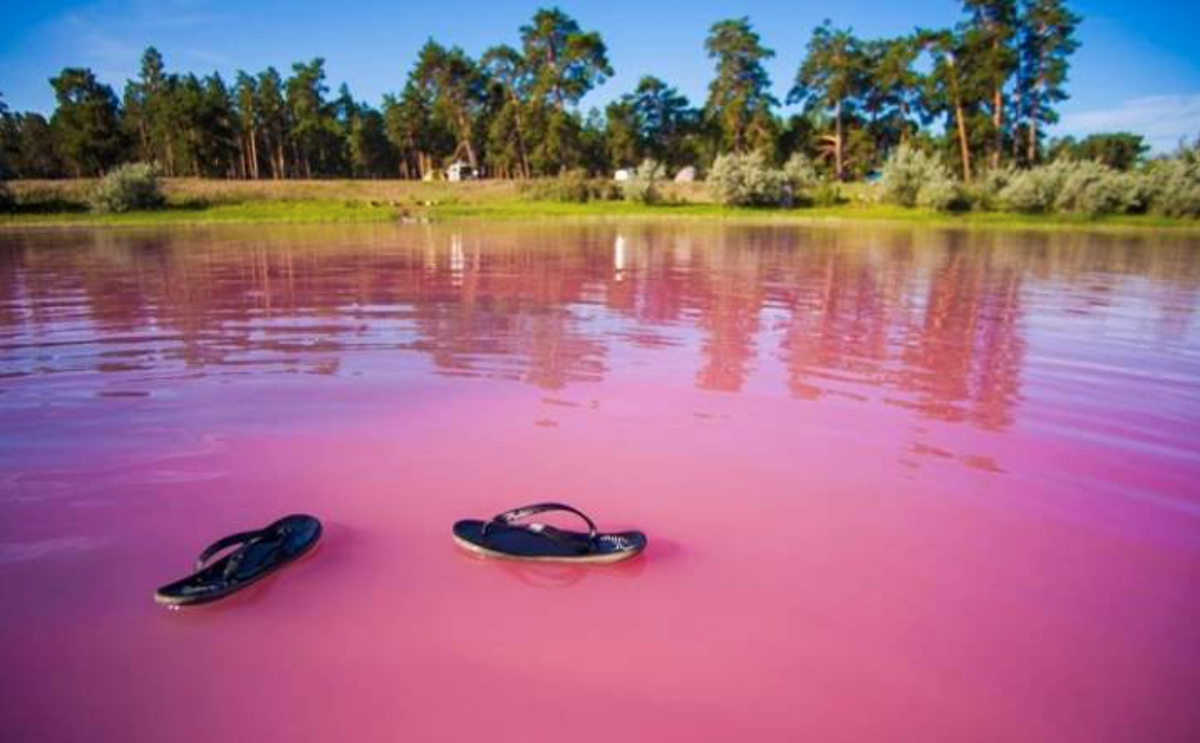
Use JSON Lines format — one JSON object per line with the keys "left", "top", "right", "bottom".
{"left": 1, "top": 2, "right": 1091, "bottom": 183}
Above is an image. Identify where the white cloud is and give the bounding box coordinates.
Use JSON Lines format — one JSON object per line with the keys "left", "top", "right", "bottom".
{"left": 1057, "top": 95, "right": 1200, "bottom": 153}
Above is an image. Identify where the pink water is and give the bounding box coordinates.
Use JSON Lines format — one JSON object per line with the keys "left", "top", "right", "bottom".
{"left": 2, "top": 222, "right": 1199, "bottom": 742}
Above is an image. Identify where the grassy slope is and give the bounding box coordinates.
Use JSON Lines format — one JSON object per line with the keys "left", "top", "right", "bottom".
{"left": 3, "top": 178, "right": 1198, "bottom": 233}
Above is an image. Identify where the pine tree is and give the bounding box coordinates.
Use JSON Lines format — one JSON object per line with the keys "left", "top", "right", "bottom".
{"left": 704, "top": 18, "right": 777, "bottom": 154}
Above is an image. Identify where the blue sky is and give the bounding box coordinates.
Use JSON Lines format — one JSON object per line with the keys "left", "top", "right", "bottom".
{"left": 1, "top": 0, "right": 1197, "bottom": 151}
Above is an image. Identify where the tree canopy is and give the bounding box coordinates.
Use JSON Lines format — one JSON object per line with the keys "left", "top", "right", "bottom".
{"left": 0, "top": 2, "right": 1104, "bottom": 182}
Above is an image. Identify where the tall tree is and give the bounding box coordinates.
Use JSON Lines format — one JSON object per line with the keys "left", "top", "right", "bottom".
{"left": 0, "top": 93, "right": 12, "bottom": 182}
{"left": 921, "top": 29, "right": 983, "bottom": 181}
{"left": 704, "top": 17, "right": 777, "bottom": 154}
{"left": 255, "top": 68, "right": 289, "bottom": 178}
{"left": 412, "top": 41, "right": 485, "bottom": 170}
{"left": 481, "top": 45, "right": 532, "bottom": 177}
{"left": 1017, "top": 0, "right": 1079, "bottom": 162}
{"left": 861, "top": 36, "right": 923, "bottom": 155}
{"left": 286, "top": 59, "right": 343, "bottom": 177}
{"left": 623, "top": 76, "right": 696, "bottom": 169}
{"left": 234, "top": 72, "right": 260, "bottom": 178}
{"left": 519, "top": 8, "right": 612, "bottom": 110}
{"left": 346, "top": 103, "right": 395, "bottom": 178}
{"left": 48, "top": 68, "right": 124, "bottom": 176}
{"left": 604, "top": 100, "right": 640, "bottom": 168}
{"left": 790, "top": 21, "right": 865, "bottom": 179}
{"left": 962, "top": 1, "right": 1020, "bottom": 168}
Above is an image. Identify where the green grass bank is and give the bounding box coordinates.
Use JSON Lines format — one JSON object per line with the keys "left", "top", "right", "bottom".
{"left": 3, "top": 178, "right": 1198, "bottom": 234}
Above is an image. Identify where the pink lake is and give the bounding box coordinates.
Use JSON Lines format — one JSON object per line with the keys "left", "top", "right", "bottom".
{"left": 1, "top": 221, "right": 1199, "bottom": 742}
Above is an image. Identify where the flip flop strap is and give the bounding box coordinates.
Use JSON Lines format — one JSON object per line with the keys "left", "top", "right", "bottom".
{"left": 194, "top": 528, "right": 270, "bottom": 572}
{"left": 482, "top": 502, "right": 598, "bottom": 542}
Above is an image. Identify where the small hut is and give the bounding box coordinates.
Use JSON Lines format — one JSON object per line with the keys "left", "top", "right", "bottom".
{"left": 447, "top": 161, "right": 477, "bottom": 182}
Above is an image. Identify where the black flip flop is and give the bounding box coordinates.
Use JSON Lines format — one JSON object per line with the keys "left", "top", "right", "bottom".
{"left": 154, "top": 514, "right": 322, "bottom": 606}
{"left": 453, "top": 503, "right": 647, "bottom": 563}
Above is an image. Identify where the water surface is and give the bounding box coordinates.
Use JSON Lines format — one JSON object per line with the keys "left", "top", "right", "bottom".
{"left": 2, "top": 221, "right": 1199, "bottom": 742}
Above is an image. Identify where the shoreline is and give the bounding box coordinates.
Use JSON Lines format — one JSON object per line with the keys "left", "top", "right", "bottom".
{"left": 3, "top": 178, "right": 1199, "bottom": 234}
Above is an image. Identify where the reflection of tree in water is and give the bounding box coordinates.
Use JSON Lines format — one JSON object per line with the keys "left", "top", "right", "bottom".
{"left": 692, "top": 234, "right": 766, "bottom": 392}
{"left": 897, "top": 236, "right": 1025, "bottom": 430}
{"left": 777, "top": 234, "right": 903, "bottom": 400}
{"left": 2, "top": 223, "right": 1198, "bottom": 432}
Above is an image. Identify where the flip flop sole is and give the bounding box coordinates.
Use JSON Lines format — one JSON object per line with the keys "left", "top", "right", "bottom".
{"left": 452, "top": 532, "right": 644, "bottom": 564}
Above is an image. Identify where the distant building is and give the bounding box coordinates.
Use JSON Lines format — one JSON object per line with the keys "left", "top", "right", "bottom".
{"left": 447, "top": 161, "right": 477, "bottom": 182}
{"left": 613, "top": 169, "right": 632, "bottom": 182}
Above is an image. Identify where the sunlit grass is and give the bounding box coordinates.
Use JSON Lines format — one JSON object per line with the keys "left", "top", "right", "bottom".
{"left": 3, "top": 178, "right": 1198, "bottom": 233}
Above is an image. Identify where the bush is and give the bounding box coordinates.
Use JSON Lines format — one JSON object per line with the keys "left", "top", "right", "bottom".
{"left": 88, "top": 162, "right": 164, "bottom": 213}
{"left": 880, "top": 146, "right": 961, "bottom": 211}
{"left": 707, "top": 152, "right": 786, "bottom": 207}
{"left": 520, "top": 170, "right": 618, "bottom": 203}
{"left": 998, "top": 160, "right": 1072, "bottom": 213}
{"left": 967, "top": 167, "right": 1018, "bottom": 212}
{"left": 621, "top": 159, "right": 664, "bottom": 204}
{"left": 0, "top": 180, "right": 12, "bottom": 213}
{"left": 810, "top": 182, "right": 845, "bottom": 207}
{"left": 1141, "top": 159, "right": 1200, "bottom": 218}
{"left": 1054, "top": 160, "right": 1143, "bottom": 215}
{"left": 782, "top": 153, "right": 820, "bottom": 204}
{"left": 916, "top": 176, "right": 967, "bottom": 212}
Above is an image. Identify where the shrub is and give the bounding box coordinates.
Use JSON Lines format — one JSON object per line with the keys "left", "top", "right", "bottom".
{"left": 968, "top": 166, "right": 1018, "bottom": 212}
{"left": 621, "top": 159, "right": 664, "bottom": 204}
{"left": 880, "top": 146, "right": 945, "bottom": 208}
{"left": 1141, "top": 159, "right": 1200, "bottom": 218}
{"left": 916, "top": 175, "right": 967, "bottom": 212}
{"left": 998, "top": 160, "right": 1072, "bottom": 213}
{"left": 88, "top": 162, "right": 164, "bottom": 213}
{"left": 782, "top": 153, "right": 820, "bottom": 204}
{"left": 0, "top": 180, "right": 12, "bottom": 213}
{"left": 707, "top": 152, "right": 786, "bottom": 207}
{"left": 810, "top": 182, "right": 845, "bottom": 207}
{"left": 880, "top": 146, "right": 962, "bottom": 211}
{"left": 520, "top": 170, "right": 617, "bottom": 203}
{"left": 1053, "top": 160, "right": 1142, "bottom": 215}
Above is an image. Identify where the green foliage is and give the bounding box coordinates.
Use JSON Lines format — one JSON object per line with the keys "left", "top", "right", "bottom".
{"left": 49, "top": 68, "right": 125, "bottom": 177}
{"left": 783, "top": 152, "right": 819, "bottom": 191}
{"left": 1141, "top": 159, "right": 1200, "bottom": 218}
{"left": 617, "top": 77, "right": 699, "bottom": 170}
{"left": 704, "top": 18, "right": 776, "bottom": 153}
{"left": 809, "top": 182, "right": 845, "bottom": 207}
{"left": 1053, "top": 160, "right": 1142, "bottom": 215}
{"left": 782, "top": 152, "right": 820, "bottom": 203}
{"left": 621, "top": 159, "right": 664, "bottom": 204}
{"left": 88, "top": 162, "right": 164, "bottom": 213}
{"left": 998, "top": 160, "right": 1071, "bottom": 212}
{"left": 520, "top": 169, "right": 618, "bottom": 203}
{"left": 916, "top": 175, "right": 966, "bottom": 211}
{"left": 1051, "top": 132, "right": 1148, "bottom": 171}
{"left": 789, "top": 21, "right": 865, "bottom": 179}
{"left": 880, "top": 145, "right": 957, "bottom": 209}
{"left": 707, "top": 151, "right": 786, "bottom": 206}
{"left": 967, "top": 166, "right": 1018, "bottom": 211}
{"left": 520, "top": 8, "right": 612, "bottom": 108}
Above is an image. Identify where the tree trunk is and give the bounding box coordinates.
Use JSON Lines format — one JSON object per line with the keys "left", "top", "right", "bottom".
{"left": 1011, "top": 87, "right": 1023, "bottom": 161}
{"left": 249, "top": 127, "right": 260, "bottom": 179}
{"left": 992, "top": 86, "right": 1003, "bottom": 169}
{"left": 834, "top": 100, "right": 844, "bottom": 181}
{"left": 1027, "top": 108, "right": 1039, "bottom": 164}
{"left": 955, "top": 99, "right": 972, "bottom": 182}
{"left": 458, "top": 113, "right": 478, "bottom": 170}
{"left": 511, "top": 93, "right": 530, "bottom": 178}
